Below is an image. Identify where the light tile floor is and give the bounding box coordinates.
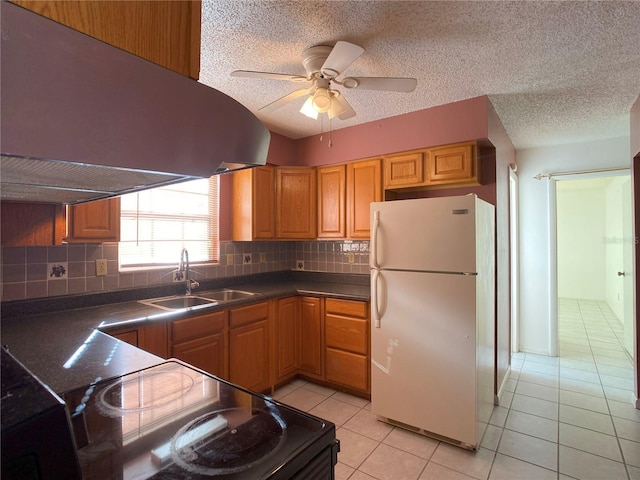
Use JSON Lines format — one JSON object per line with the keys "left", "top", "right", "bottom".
{"left": 273, "top": 299, "right": 639, "bottom": 479}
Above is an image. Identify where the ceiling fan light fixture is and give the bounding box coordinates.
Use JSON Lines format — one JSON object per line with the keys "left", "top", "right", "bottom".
{"left": 311, "top": 87, "right": 331, "bottom": 113}
{"left": 299, "top": 96, "right": 318, "bottom": 119}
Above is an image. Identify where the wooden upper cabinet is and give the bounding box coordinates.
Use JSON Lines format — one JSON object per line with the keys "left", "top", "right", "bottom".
{"left": 232, "top": 165, "right": 275, "bottom": 241}
{"left": 346, "top": 159, "right": 382, "bottom": 239}
{"left": 65, "top": 197, "right": 120, "bottom": 243}
{"left": 11, "top": 0, "right": 202, "bottom": 79}
{"left": 276, "top": 167, "right": 317, "bottom": 239}
{"left": 384, "top": 151, "right": 425, "bottom": 188}
{"left": 1, "top": 202, "right": 66, "bottom": 246}
{"left": 428, "top": 142, "right": 476, "bottom": 185}
{"left": 317, "top": 164, "right": 346, "bottom": 239}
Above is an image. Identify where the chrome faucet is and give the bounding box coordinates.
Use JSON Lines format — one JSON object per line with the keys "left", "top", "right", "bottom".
{"left": 179, "top": 248, "right": 199, "bottom": 295}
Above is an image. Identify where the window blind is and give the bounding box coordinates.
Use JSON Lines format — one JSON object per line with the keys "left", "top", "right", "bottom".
{"left": 119, "top": 176, "right": 219, "bottom": 268}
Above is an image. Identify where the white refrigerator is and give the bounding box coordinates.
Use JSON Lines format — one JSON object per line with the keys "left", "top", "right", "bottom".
{"left": 370, "top": 195, "right": 495, "bottom": 450}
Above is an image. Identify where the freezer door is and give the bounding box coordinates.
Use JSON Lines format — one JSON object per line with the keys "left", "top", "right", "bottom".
{"left": 371, "top": 270, "right": 479, "bottom": 447}
{"left": 370, "top": 196, "right": 477, "bottom": 273}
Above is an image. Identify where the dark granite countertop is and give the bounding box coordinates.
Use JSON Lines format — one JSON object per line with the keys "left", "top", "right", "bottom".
{"left": 1, "top": 271, "right": 369, "bottom": 395}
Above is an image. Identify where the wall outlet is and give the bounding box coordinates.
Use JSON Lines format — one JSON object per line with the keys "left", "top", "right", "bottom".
{"left": 243, "top": 254, "right": 252, "bottom": 264}
{"left": 260, "top": 252, "right": 266, "bottom": 263}
{"left": 348, "top": 252, "right": 355, "bottom": 264}
{"left": 296, "top": 260, "right": 304, "bottom": 270}
{"left": 95, "top": 259, "right": 108, "bottom": 276}
{"left": 226, "top": 254, "right": 234, "bottom": 266}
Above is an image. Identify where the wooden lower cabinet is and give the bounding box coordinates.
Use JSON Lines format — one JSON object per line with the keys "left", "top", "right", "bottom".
{"left": 171, "top": 310, "right": 227, "bottom": 379}
{"left": 299, "top": 296, "right": 322, "bottom": 378}
{"left": 229, "top": 302, "right": 271, "bottom": 393}
{"left": 173, "top": 333, "right": 226, "bottom": 379}
{"left": 324, "top": 298, "right": 370, "bottom": 394}
{"left": 110, "top": 321, "right": 168, "bottom": 359}
{"left": 325, "top": 348, "right": 369, "bottom": 392}
{"left": 275, "top": 297, "right": 299, "bottom": 383}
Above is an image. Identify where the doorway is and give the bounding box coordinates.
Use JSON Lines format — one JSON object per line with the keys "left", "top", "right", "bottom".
{"left": 554, "top": 174, "right": 634, "bottom": 359}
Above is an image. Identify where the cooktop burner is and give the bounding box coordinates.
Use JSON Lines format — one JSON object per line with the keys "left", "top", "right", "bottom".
{"left": 97, "top": 369, "right": 196, "bottom": 417}
{"left": 170, "top": 407, "right": 286, "bottom": 475}
{"left": 63, "top": 360, "right": 338, "bottom": 479}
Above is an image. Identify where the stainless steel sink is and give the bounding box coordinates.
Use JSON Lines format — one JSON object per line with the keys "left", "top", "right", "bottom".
{"left": 139, "top": 295, "right": 217, "bottom": 311}
{"left": 198, "top": 289, "right": 256, "bottom": 302}
{"left": 139, "top": 289, "right": 256, "bottom": 312}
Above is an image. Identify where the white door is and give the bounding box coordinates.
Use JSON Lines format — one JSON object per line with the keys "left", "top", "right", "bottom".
{"left": 622, "top": 179, "right": 634, "bottom": 356}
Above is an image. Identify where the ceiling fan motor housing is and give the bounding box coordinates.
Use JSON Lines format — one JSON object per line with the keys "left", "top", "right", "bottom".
{"left": 302, "top": 45, "right": 333, "bottom": 77}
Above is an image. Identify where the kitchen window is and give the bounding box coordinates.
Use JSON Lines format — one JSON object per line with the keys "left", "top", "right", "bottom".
{"left": 119, "top": 176, "right": 219, "bottom": 268}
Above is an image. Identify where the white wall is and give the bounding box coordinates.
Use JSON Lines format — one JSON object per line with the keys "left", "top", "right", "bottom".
{"left": 516, "top": 137, "right": 630, "bottom": 354}
{"left": 557, "top": 179, "right": 608, "bottom": 300}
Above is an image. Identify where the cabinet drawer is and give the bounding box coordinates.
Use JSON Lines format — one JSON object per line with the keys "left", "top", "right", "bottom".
{"left": 325, "top": 348, "right": 368, "bottom": 392}
{"left": 172, "top": 311, "right": 226, "bottom": 344}
{"left": 326, "top": 315, "right": 368, "bottom": 355}
{"left": 325, "top": 298, "right": 368, "bottom": 318}
{"left": 229, "top": 301, "right": 270, "bottom": 328}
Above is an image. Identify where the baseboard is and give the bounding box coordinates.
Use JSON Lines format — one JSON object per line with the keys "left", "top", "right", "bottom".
{"left": 495, "top": 366, "right": 512, "bottom": 406}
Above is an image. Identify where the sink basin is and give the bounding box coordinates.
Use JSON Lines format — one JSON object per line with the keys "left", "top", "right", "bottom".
{"left": 139, "top": 295, "right": 217, "bottom": 311}
{"left": 199, "top": 289, "right": 256, "bottom": 302}
{"left": 139, "top": 289, "right": 256, "bottom": 312}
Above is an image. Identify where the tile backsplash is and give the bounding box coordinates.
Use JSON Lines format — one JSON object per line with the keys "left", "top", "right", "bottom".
{"left": 1, "top": 240, "right": 369, "bottom": 302}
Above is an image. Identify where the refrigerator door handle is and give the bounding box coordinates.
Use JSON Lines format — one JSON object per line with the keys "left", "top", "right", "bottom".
{"left": 372, "top": 268, "right": 382, "bottom": 328}
{"left": 371, "top": 210, "right": 380, "bottom": 269}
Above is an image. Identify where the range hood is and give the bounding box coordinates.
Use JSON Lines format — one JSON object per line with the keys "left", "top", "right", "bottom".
{"left": 0, "top": 2, "right": 270, "bottom": 205}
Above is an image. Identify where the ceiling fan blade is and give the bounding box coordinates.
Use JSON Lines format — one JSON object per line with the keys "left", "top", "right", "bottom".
{"left": 341, "top": 77, "right": 417, "bottom": 92}
{"left": 320, "top": 41, "right": 364, "bottom": 77}
{"left": 333, "top": 94, "right": 356, "bottom": 120}
{"left": 231, "top": 70, "right": 309, "bottom": 82}
{"left": 260, "top": 87, "right": 314, "bottom": 113}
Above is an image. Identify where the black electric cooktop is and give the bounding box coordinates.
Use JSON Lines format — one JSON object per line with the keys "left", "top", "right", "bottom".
{"left": 63, "top": 360, "right": 338, "bottom": 479}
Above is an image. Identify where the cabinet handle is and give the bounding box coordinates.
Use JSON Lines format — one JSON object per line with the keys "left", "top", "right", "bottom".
{"left": 617, "top": 271, "right": 625, "bottom": 277}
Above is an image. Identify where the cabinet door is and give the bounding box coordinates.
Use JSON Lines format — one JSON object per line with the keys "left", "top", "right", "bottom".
{"left": 317, "top": 165, "right": 346, "bottom": 238}
{"left": 276, "top": 297, "right": 299, "bottom": 382}
{"left": 12, "top": 0, "right": 201, "bottom": 79}
{"left": 65, "top": 198, "right": 120, "bottom": 243}
{"left": 276, "top": 167, "right": 317, "bottom": 239}
{"left": 139, "top": 322, "right": 168, "bottom": 359}
{"left": 173, "top": 332, "right": 227, "bottom": 379}
{"left": 229, "top": 320, "right": 270, "bottom": 392}
{"left": 111, "top": 328, "right": 138, "bottom": 346}
{"left": 0, "top": 202, "right": 65, "bottom": 246}
{"left": 232, "top": 166, "right": 275, "bottom": 241}
{"left": 427, "top": 142, "right": 476, "bottom": 185}
{"left": 346, "top": 159, "right": 382, "bottom": 239}
{"left": 384, "top": 152, "right": 424, "bottom": 188}
{"left": 299, "top": 296, "right": 322, "bottom": 377}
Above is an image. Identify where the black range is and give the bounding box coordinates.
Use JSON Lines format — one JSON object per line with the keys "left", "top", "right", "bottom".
{"left": 63, "top": 360, "right": 339, "bottom": 479}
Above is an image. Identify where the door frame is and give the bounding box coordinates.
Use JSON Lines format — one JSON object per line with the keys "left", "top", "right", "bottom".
{"left": 547, "top": 169, "right": 635, "bottom": 363}
{"left": 509, "top": 165, "right": 520, "bottom": 353}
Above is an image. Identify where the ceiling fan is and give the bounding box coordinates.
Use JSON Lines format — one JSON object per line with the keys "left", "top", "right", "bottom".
{"left": 231, "top": 41, "right": 417, "bottom": 120}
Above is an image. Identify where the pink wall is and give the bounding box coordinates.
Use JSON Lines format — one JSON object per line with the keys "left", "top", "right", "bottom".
{"left": 487, "top": 100, "right": 516, "bottom": 400}
{"left": 296, "top": 96, "right": 491, "bottom": 166}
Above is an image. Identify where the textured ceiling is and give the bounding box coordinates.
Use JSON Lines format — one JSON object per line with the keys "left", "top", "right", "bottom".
{"left": 200, "top": 1, "right": 640, "bottom": 150}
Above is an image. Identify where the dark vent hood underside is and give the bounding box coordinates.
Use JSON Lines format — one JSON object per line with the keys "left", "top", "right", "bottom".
{"left": 0, "top": 3, "right": 270, "bottom": 205}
